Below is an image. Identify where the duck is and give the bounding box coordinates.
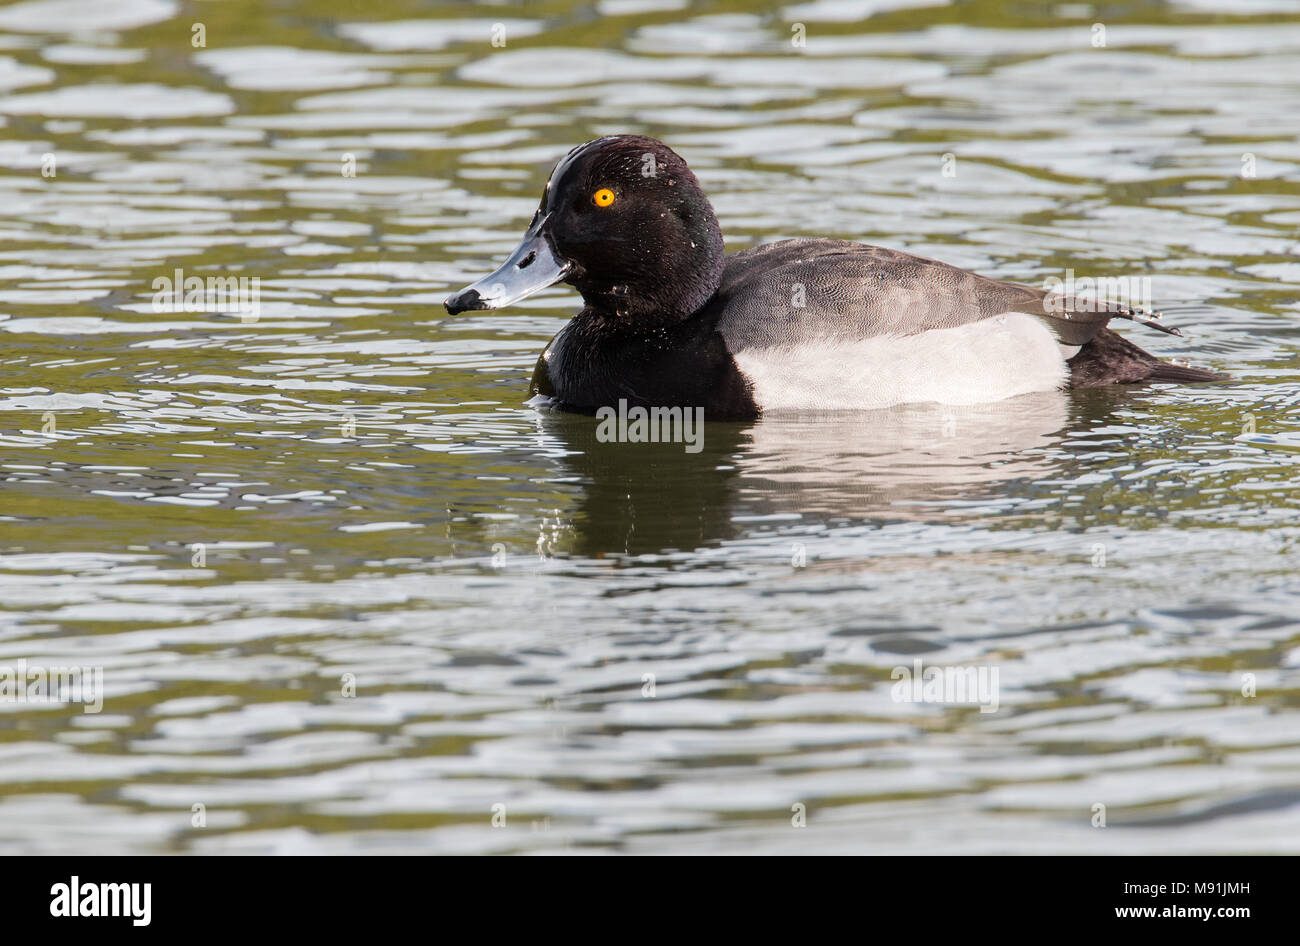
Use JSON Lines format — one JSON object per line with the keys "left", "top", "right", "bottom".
{"left": 444, "top": 135, "right": 1221, "bottom": 421}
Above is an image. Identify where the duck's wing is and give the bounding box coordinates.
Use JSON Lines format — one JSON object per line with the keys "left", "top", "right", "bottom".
{"left": 713, "top": 238, "right": 1178, "bottom": 351}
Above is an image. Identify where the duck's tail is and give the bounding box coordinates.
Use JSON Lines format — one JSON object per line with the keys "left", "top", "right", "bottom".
{"left": 1067, "top": 326, "right": 1224, "bottom": 387}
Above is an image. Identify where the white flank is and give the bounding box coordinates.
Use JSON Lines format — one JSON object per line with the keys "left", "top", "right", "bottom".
{"left": 733, "top": 313, "right": 1069, "bottom": 412}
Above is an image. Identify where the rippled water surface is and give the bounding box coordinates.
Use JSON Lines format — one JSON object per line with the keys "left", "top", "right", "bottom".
{"left": 1, "top": 0, "right": 1299, "bottom": 854}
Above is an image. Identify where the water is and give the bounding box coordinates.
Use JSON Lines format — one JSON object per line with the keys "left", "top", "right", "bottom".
{"left": 1, "top": 0, "right": 1298, "bottom": 854}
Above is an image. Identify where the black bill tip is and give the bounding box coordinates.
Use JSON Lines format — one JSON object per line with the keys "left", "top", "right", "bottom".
{"left": 444, "top": 288, "right": 483, "bottom": 315}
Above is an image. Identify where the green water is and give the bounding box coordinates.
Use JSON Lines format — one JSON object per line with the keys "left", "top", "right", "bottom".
{"left": 0, "top": 0, "right": 1298, "bottom": 853}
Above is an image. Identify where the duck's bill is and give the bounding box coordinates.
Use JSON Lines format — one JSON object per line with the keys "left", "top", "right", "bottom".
{"left": 444, "top": 222, "right": 571, "bottom": 314}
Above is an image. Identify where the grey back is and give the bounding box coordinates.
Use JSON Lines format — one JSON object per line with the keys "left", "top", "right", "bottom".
{"left": 713, "top": 239, "right": 1113, "bottom": 351}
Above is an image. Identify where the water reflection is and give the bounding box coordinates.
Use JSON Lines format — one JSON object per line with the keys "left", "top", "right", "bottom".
{"left": 734, "top": 393, "right": 1069, "bottom": 515}
{"left": 538, "top": 392, "right": 1070, "bottom": 555}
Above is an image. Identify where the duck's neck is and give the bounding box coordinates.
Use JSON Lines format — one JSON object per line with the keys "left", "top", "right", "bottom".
{"left": 575, "top": 281, "right": 720, "bottom": 329}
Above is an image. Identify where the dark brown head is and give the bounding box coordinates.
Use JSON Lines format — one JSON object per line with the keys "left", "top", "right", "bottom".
{"left": 445, "top": 135, "right": 725, "bottom": 324}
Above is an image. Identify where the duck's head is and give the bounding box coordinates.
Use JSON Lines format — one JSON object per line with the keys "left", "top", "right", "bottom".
{"left": 444, "top": 135, "right": 724, "bottom": 323}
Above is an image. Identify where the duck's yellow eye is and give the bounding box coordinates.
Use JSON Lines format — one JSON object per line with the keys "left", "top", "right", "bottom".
{"left": 593, "top": 188, "right": 615, "bottom": 208}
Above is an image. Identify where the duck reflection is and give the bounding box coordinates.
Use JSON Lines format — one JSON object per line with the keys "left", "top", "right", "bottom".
{"left": 537, "top": 391, "right": 1077, "bottom": 557}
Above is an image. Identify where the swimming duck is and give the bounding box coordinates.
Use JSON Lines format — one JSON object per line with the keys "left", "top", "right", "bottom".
{"left": 444, "top": 135, "right": 1220, "bottom": 420}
